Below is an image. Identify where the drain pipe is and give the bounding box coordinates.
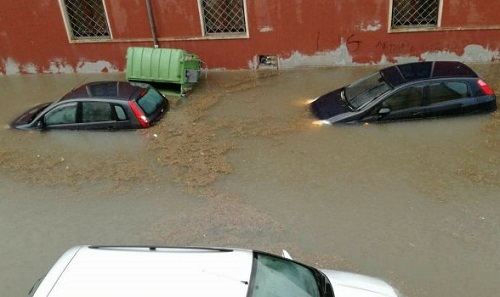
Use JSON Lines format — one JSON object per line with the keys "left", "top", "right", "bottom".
{"left": 145, "top": 0, "right": 159, "bottom": 48}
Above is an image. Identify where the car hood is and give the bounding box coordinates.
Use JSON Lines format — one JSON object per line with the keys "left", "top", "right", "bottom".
{"left": 310, "top": 88, "right": 351, "bottom": 120}
{"left": 320, "top": 269, "right": 399, "bottom": 297}
{"left": 10, "top": 102, "right": 51, "bottom": 128}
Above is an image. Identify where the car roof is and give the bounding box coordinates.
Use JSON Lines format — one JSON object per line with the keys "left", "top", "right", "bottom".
{"left": 34, "top": 246, "right": 253, "bottom": 297}
{"left": 380, "top": 61, "right": 478, "bottom": 87}
{"left": 59, "top": 81, "right": 145, "bottom": 102}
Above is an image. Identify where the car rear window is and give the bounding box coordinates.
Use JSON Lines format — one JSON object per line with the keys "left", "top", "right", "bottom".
{"left": 136, "top": 89, "right": 164, "bottom": 116}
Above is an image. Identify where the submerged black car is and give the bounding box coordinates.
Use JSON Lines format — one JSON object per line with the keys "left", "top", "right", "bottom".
{"left": 310, "top": 61, "right": 497, "bottom": 124}
{"left": 11, "top": 81, "right": 169, "bottom": 131}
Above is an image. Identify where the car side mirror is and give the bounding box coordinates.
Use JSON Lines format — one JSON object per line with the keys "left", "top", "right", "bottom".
{"left": 36, "top": 119, "right": 46, "bottom": 129}
{"left": 378, "top": 107, "right": 391, "bottom": 115}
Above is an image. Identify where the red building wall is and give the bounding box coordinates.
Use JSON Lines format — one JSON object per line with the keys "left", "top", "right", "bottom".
{"left": 1, "top": 0, "right": 499, "bottom": 74}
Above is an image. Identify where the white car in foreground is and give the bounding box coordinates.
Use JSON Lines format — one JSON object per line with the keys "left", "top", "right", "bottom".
{"left": 29, "top": 246, "right": 400, "bottom": 297}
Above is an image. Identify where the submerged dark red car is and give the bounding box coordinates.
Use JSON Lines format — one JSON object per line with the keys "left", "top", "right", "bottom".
{"left": 11, "top": 81, "right": 169, "bottom": 131}
{"left": 310, "top": 61, "right": 497, "bottom": 124}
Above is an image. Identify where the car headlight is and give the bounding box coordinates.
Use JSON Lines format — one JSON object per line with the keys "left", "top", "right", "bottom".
{"left": 305, "top": 97, "right": 319, "bottom": 105}
{"left": 312, "top": 120, "right": 331, "bottom": 126}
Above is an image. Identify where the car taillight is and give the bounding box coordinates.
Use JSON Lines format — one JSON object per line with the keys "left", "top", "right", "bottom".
{"left": 478, "top": 79, "right": 494, "bottom": 95}
{"left": 129, "top": 101, "right": 150, "bottom": 128}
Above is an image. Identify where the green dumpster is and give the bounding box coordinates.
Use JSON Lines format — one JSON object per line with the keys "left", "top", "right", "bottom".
{"left": 126, "top": 47, "right": 202, "bottom": 96}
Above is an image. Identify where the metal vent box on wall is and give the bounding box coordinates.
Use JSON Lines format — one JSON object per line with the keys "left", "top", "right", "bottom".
{"left": 126, "top": 47, "right": 202, "bottom": 96}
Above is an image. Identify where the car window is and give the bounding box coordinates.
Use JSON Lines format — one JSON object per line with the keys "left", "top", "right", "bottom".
{"left": 44, "top": 103, "right": 77, "bottom": 125}
{"left": 249, "top": 253, "right": 320, "bottom": 297}
{"left": 82, "top": 102, "right": 113, "bottom": 122}
{"left": 383, "top": 85, "right": 423, "bottom": 111}
{"left": 137, "top": 88, "right": 164, "bottom": 116}
{"left": 114, "top": 105, "right": 128, "bottom": 121}
{"left": 428, "top": 81, "right": 469, "bottom": 105}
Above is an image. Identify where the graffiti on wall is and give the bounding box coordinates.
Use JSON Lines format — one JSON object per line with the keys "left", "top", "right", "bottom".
{"left": 346, "top": 34, "right": 361, "bottom": 52}
{"left": 375, "top": 41, "right": 416, "bottom": 55}
{"left": 344, "top": 33, "right": 417, "bottom": 57}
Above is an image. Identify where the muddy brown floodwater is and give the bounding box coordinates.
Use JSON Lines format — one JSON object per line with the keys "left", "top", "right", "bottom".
{"left": 1, "top": 65, "right": 499, "bottom": 297}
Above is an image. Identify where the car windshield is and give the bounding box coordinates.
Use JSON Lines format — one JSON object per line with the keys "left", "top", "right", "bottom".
{"left": 344, "top": 71, "right": 392, "bottom": 109}
{"left": 136, "top": 88, "right": 164, "bottom": 116}
{"left": 248, "top": 253, "right": 326, "bottom": 297}
{"left": 25, "top": 105, "right": 48, "bottom": 123}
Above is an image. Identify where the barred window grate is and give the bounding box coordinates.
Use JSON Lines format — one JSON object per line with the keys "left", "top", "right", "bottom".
{"left": 201, "top": 0, "right": 247, "bottom": 35}
{"left": 63, "top": 0, "right": 110, "bottom": 39}
{"left": 392, "top": 0, "right": 440, "bottom": 28}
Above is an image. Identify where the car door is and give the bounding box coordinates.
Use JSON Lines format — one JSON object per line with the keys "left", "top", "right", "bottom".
{"left": 361, "top": 84, "right": 425, "bottom": 122}
{"left": 80, "top": 101, "right": 136, "bottom": 130}
{"left": 420, "top": 81, "right": 469, "bottom": 118}
{"left": 42, "top": 102, "right": 79, "bottom": 130}
{"left": 80, "top": 101, "right": 119, "bottom": 130}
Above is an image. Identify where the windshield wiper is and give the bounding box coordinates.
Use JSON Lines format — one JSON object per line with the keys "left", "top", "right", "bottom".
{"left": 340, "top": 89, "right": 354, "bottom": 110}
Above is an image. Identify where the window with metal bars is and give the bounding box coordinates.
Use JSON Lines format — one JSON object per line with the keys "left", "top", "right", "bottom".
{"left": 391, "top": 0, "right": 440, "bottom": 29}
{"left": 199, "top": 0, "right": 247, "bottom": 35}
{"left": 62, "top": 0, "right": 110, "bottom": 40}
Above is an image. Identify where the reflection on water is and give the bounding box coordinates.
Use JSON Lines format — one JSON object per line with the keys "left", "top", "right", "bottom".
{"left": 1, "top": 66, "right": 499, "bottom": 297}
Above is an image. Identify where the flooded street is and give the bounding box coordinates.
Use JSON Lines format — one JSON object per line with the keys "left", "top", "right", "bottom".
{"left": 1, "top": 66, "right": 499, "bottom": 297}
